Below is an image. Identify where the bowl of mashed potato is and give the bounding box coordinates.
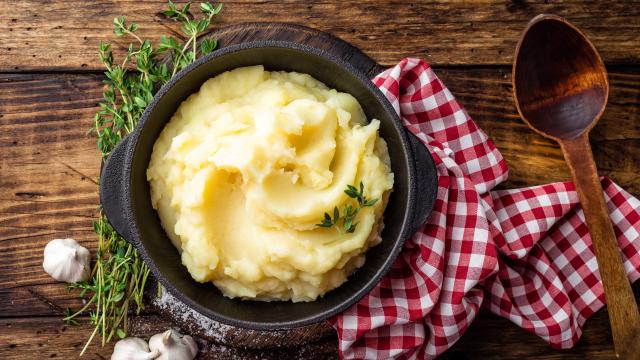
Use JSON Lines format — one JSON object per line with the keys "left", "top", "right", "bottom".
{"left": 100, "top": 41, "right": 437, "bottom": 329}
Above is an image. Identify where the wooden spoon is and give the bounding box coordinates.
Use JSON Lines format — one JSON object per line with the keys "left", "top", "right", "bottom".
{"left": 513, "top": 14, "right": 640, "bottom": 358}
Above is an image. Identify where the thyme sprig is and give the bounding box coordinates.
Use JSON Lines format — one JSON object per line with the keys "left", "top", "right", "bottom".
{"left": 64, "top": 1, "right": 223, "bottom": 356}
{"left": 161, "top": 0, "right": 223, "bottom": 76}
{"left": 316, "top": 182, "right": 379, "bottom": 233}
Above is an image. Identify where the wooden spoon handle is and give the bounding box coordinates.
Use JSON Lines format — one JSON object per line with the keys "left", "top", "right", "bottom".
{"left": 621, "top": 329, "right": 640, "bottom": 359}
{"left": 561, "top": 135, "right": 640, "bottom": 358}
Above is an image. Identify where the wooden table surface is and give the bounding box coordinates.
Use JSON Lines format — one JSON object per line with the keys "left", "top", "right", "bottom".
{"left": 1, "top": 1, "right": 640, "bottom": 359}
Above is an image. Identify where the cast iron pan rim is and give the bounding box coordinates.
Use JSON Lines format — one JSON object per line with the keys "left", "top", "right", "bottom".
{"left": 124, "top": 40, "right": 418, "bottom": 330}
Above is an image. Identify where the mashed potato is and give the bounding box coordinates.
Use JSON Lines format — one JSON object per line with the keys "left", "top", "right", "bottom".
{"left": 147, "top": 66, "right": 393, "bottom": 302}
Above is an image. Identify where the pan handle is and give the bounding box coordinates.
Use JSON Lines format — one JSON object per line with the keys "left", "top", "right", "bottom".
{"left": 100, "top": 136, "right": 135, "bottom": 242}
{"left": 407, "top": 131, "right": 438, "bottom": 235}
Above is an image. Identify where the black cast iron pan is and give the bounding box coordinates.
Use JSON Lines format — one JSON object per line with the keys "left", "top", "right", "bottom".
{"left": 101, "top": 40, "right": 438, "bottom": 330}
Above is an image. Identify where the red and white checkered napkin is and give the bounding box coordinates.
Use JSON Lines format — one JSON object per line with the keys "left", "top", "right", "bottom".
{"left": 329, "top": 58, "right": 640, "bottom": 359}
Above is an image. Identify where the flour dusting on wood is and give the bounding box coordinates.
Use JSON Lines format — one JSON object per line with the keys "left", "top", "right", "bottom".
{"left": 153, "top": 285, "right": 232, "bottom": 343}
{"left": 150, "top": 283, "right": 334, "bottom": 350}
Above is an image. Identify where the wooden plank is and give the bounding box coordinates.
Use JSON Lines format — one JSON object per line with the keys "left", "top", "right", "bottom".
{"left": 1, "top": 67, "right": 639, "bottom": 315}
{"left": 0, "top": 73, "right": 102, "bottom": 316}
{"left": 0, "top": 310, "right": 625, "bottom": 359}
{"left": 445, "top": 309, "right": 617, "bottom": 359}
{"left": 1, "top": 1, "right": 640, "bottom": 71}
{"left": 439, "top": 67, "right": 640, "bottom": 194}
{"left": 0, "top": 316, "right": 339, "bottom": 359}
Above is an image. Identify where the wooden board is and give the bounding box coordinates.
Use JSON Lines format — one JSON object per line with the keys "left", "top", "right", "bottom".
{"left": 0, "top": 310, "right": 628, "bottom": 359}
{"left": 2, "top": 1, "right": 640, "bottom": 71}
{"left": 0, "top": 316, "right": 340, "bottom": 360}
{"left": 148, "top": 282, "right": 336, "bottom": 349}
{"left": 1, "top": 4, "right": 640, "bottom": 359}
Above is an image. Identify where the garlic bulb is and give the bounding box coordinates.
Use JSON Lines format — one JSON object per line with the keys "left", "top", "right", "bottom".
{"left": 42, "top": 238, "right": 91, "bottom": 283}
{"left": 149, "top": 329, "right": 198, "bottom": 360}
{"left": 111, "top": 337, "right": 159, "bottom": 360}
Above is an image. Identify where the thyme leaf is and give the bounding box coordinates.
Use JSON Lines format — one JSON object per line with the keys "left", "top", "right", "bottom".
{"left": 316, "top": 182, "right": 379, "bottom": 235}
{"left": 65, "top": 1, "right": 223, "bottom": 355}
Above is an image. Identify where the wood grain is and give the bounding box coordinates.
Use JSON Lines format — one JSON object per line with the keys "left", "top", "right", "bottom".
{"left": 2, "top": 1, "right": 640, "bottom": 71}
{"left": 0, "top": 316, "right": 339, "bottom": 360}
{"left": 563, "top": 136, "right": 640, "bottom": 358}
{"left": 445, "top": 310, "right": 618, "bottom": 359}
{"left": 0, "top": 73, "right": 102, "bottom": 316}
{"left": 1, "top": 7, "right": 639, "bottom": 357}
{"left": 1, "top": 308, "right": 633, "bottom": 359}
{"left": 213, "top": 23, "right": 382, "bottom": 77}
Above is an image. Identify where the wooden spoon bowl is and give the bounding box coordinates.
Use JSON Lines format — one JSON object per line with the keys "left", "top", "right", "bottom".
{"left": 514, "top": 14, "right": 608, "bottom": 141}
{"left": 513, "top": 14, "right": 640, "bottom": 359}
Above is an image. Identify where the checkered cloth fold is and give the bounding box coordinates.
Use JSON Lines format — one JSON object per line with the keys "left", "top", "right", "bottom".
{"left": 330, "top": 58, "right": 640, "bottom": 359}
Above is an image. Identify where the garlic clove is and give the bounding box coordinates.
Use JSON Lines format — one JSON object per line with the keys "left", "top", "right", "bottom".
{"left": 111, "top": 337, "right": 160, "bottom": 360}
{"left": 149, "top": 329, "right": 198, "bottom": 360}
{"left": 42, "top": 238, "right": 91, "bottom": 283}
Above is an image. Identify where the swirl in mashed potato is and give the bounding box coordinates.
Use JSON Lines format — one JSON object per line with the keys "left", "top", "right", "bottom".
{"left": 147, "top": 66, "right": 393, "bottom": 302}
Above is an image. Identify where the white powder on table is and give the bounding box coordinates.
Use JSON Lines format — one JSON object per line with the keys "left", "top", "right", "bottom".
{"left": 152, "top": 285, "right": 232, "bottom": 343}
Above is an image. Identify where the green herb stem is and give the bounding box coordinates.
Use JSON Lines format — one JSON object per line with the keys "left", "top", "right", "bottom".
{"left": 316, "top": 181, "right": 379, "bottom": 235}
{"left": 64, "top": 1, "right": 222, "bottom": 355}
